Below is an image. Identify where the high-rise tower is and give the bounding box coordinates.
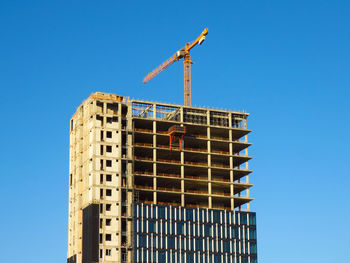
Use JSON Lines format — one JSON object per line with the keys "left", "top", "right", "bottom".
{"left": 67, "top": 92, "right": 257, "bottom": 263}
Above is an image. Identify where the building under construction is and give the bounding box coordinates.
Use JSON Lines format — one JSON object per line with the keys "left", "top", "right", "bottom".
{"left": 67, "top": 92, "right": 257, "bottom": 263}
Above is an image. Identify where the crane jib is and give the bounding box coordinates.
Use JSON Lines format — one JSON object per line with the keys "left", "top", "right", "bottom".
{"left": 142, "top": 28, "right": 208, "bottom": 106}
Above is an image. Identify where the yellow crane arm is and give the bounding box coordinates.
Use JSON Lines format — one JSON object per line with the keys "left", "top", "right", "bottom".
{"left": 142, "top": 28, "right": 208, "bottom": 106}
{"left": 142, "top": 28, "right": 208, "bottom": 85}
{"left": 185, "top": 28, "right": 208, "bottom": 52}
{"left": 142, "top": 53, "right": 179, "bottom": 84}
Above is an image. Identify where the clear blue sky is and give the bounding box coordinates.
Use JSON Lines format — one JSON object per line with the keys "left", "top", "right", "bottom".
{"left": 1, "top": 0, "right": 349, "bottom": 262}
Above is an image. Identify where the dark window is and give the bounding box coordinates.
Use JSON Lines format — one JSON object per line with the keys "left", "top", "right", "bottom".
{"left": 106, "top": 219, "right": 111, "bottom": 226}
{"left": 106, "top": 131, "right": 112, "bottom": 138}
{"left": 105, "top": 234, "right": 111, "bottom": 241}
{"left": 106, "top": 204, "right": 111, "bottom": 211}
{"left": 100, "top": 189, "right": 103, "bottom": 198}
{"left": 106, "top": 145, "right": 112, "bottom": 153}
{"left": 106, "top": 174, "right": 112, "bottom": 181}
{"left": 106, "top": 160, "right": 112, "bottom": 167}
{"left": 106, "top": 189, "right": 112, "bottom": 196}
{"left": 100, "top": 174, "right": 103, "bottom": 184}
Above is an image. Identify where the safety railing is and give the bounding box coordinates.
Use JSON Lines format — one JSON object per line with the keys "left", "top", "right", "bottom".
{"left": 157, "top": 173, "right": 181, "bottom": 178}
{"left": 157, "top": 187, "right": 181, "bottom": 192}
{"left": 186, "top": 189, "right": 208, "bottom": 194}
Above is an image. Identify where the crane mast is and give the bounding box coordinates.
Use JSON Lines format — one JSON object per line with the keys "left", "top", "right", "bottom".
{"left": 183, "top": 50, "right": 191, "bottom": 106}
{"left": 142, "top": 28, "right": 208, "bottom": 106}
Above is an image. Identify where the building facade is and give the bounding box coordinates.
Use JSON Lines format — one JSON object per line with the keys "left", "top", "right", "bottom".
{"left": 67, "top": 92, "right": 256, "bottom": 263}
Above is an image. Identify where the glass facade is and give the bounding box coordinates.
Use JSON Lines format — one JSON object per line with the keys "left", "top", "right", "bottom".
{"left": 134, "top": 203, "right": 257, "bottom": 263}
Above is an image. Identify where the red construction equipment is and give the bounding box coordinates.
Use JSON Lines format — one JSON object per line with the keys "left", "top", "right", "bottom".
{"left": 168, "top": 125, "right": 186, "bottom": 150}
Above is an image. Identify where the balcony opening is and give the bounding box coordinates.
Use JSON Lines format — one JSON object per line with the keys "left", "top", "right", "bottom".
{"left": 107, "top": 103, "right": 118, "bottom": 114}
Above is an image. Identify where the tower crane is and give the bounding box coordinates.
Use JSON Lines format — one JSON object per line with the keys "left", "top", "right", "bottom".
{"left": 142, "top": 28, "right": 208, "bottom": 106}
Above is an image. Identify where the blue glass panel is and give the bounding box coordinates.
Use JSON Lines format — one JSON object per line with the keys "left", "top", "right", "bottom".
{"left": 186, "top": 209, "right": 193, "bottom": 220}
{"left": 249, "top": 228, "right": 256, "bottom": 240}
{"left": 250, "top": 242, "right": 257, "bottom": 254}
{"left": 240, "top": 213, "right": 247, "bottom": 225}
{"left": 159, "top": 207, "right": 165, "bottom": 219}
{"left": 249, "top": 213, "right": 256, "bottom": 225}
{"left": 214, "top": 210, "right": 220, "bottom": 222}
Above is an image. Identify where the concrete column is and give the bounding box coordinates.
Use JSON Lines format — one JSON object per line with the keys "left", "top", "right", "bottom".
{"left": 207, "top": 125, "right": 212, "bottom": 209}
{"left": 153, "top": 120, "right": 157, "bottom": 204}
{"left": 180, "top": 106, "right": 184, "bottom": 123}
{"left": 229, "top": 127, "right": 234, "bottom": 210}
{"left": 181, "top": 113, "right": 185, "bottom": 206}
{"left": 181, "top": 151, "right": 185, "bottom": 206}
{"left": 126, "top": 102, "right": 133, "bottom": 263}
{"left": 153, "top": 103, "right": 157, "bottom": 119}
{"left": 245, "top": 134, "right": 249, "bottom": 211}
